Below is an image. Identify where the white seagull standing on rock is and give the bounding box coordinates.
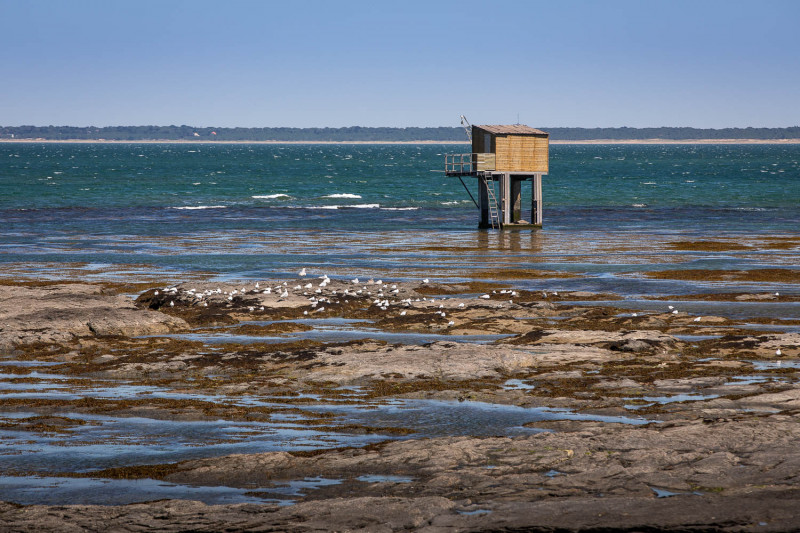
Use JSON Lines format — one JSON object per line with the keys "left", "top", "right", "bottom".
{"left": 299, "top": 268, "right": 307, "bottom": 277}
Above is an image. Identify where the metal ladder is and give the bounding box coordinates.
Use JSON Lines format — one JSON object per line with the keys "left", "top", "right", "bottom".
{"left": 482, "top": 175, "right": 501, "bottom": 229}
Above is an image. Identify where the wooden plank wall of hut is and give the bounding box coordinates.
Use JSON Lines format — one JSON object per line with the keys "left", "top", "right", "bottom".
{"left": 471, "top": 131, "right": 490, "bottom": 154}
{"left": 495, "top": 135, "right": 549, "bottom": 173}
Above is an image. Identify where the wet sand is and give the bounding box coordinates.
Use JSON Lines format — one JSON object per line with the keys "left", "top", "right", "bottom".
{"left": 2, "top": 275, "right": 800, "bottom": 531}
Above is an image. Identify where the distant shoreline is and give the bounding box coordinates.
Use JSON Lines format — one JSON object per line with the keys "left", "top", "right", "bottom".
{"left": 1, "top": 138, "right": 800, "bottom": 145}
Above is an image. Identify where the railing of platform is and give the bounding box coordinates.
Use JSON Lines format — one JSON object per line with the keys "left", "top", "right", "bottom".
{"left": 445, "top": 153, "right": 472, "bottom": 174}
{"left": 444, "top": 153, "right": 496, "bottom": 174}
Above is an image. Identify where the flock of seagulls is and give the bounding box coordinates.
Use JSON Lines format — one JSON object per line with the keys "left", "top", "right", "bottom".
{"left": 157, "top": 271, "right": 466, "bottom": 328}
{"left": 155, "top": 274, "right": 793, "bottom": 358}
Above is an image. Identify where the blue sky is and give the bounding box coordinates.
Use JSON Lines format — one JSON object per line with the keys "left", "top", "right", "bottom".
{"left": 1, "top": 0, "right": 798, "bottom": 128}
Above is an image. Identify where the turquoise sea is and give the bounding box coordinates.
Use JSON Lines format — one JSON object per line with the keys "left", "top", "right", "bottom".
{"left": 1, "top": 142, "right": 799, "bottom": 297}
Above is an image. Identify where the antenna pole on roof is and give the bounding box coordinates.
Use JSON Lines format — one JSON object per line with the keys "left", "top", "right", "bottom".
{"left": 460, "top": 115, "right": 472, "bottom": 142}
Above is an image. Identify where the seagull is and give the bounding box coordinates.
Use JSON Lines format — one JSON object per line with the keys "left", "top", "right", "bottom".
{"left": 169, "top": 300, "right": 174, "bottom": 307}
{"left": 280, "top": 290, "right": 288, "bottom": 298}
{"left": 299, "top": 268, "right": 307, "bottom": 277}
{"left": 422, "top": 278, "right": 429, "bottom": 284}
{"left": 672, "top": 310, "right": 679, "bottom": 314}
{"left": 352, "top": 278, "right": 359, "bottom": 284}
{"left": 400, "top": 311, "right": 407, "bottom": 316}
{"left": 448, "top": 321, "right": 455, "bottom": 326}
{"left": 154, "top": 290, "right": 159, "bottom": 296}
{"left": 776, "top": 349, "right": 782, "bottom": 356}
{"left": 693, "top": 316, "right": 702, "bottom": 322}
{"left": 480, "top": 294, "right": 491, "bottom": 299}
{"left": 668, "top": 305, "right": 674, "bottom": 310}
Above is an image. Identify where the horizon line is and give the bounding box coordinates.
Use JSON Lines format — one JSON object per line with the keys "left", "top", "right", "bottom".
{"left": 3, "top": 125, "right": 800, "bottom": 130}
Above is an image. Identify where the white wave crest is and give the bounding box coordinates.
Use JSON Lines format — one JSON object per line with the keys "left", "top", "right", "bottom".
{"left": 252, "top": 194, "right": 291, "bottom": 199}
{"left": 381, "top": 207, "right": 419, "bottom": 211}
{"left": 314, "top": 204, "right": 380, "bottom": 210}
{"left": 171, "top": 205, "right": 226, "bottom": 210}
{"left": 325, "top": 193, "right": 362, "bottom": 199}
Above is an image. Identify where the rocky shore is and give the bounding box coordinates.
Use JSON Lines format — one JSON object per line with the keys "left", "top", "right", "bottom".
{"left": 1, "top": 277, "right": 799, "bottom": 531}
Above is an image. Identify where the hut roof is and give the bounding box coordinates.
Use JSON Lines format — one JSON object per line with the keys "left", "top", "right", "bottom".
{"left": 475, "top": 124, "right": 548, "bottom": 136}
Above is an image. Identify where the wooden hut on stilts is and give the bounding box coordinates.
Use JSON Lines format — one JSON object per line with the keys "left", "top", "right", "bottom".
{"left": 445, "top": 122, "right": 549, "bottom": 229}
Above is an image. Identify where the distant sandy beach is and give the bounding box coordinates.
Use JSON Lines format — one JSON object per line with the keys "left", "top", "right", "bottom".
{"left": 0, "top": 139, "right": 468, "bottom": 145}
{"left": 2, "top": 138, "right": 800, "bottom": 145}
{"left": 551, "top": 138, "right": 800, "bottom": 145}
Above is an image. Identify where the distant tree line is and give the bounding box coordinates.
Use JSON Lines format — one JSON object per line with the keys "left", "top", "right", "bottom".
{"left": 2, "top": 125, "right": 799, "bottom": 141}
{"left": 546, "top": 126, "right": 800, "bottom": 140}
